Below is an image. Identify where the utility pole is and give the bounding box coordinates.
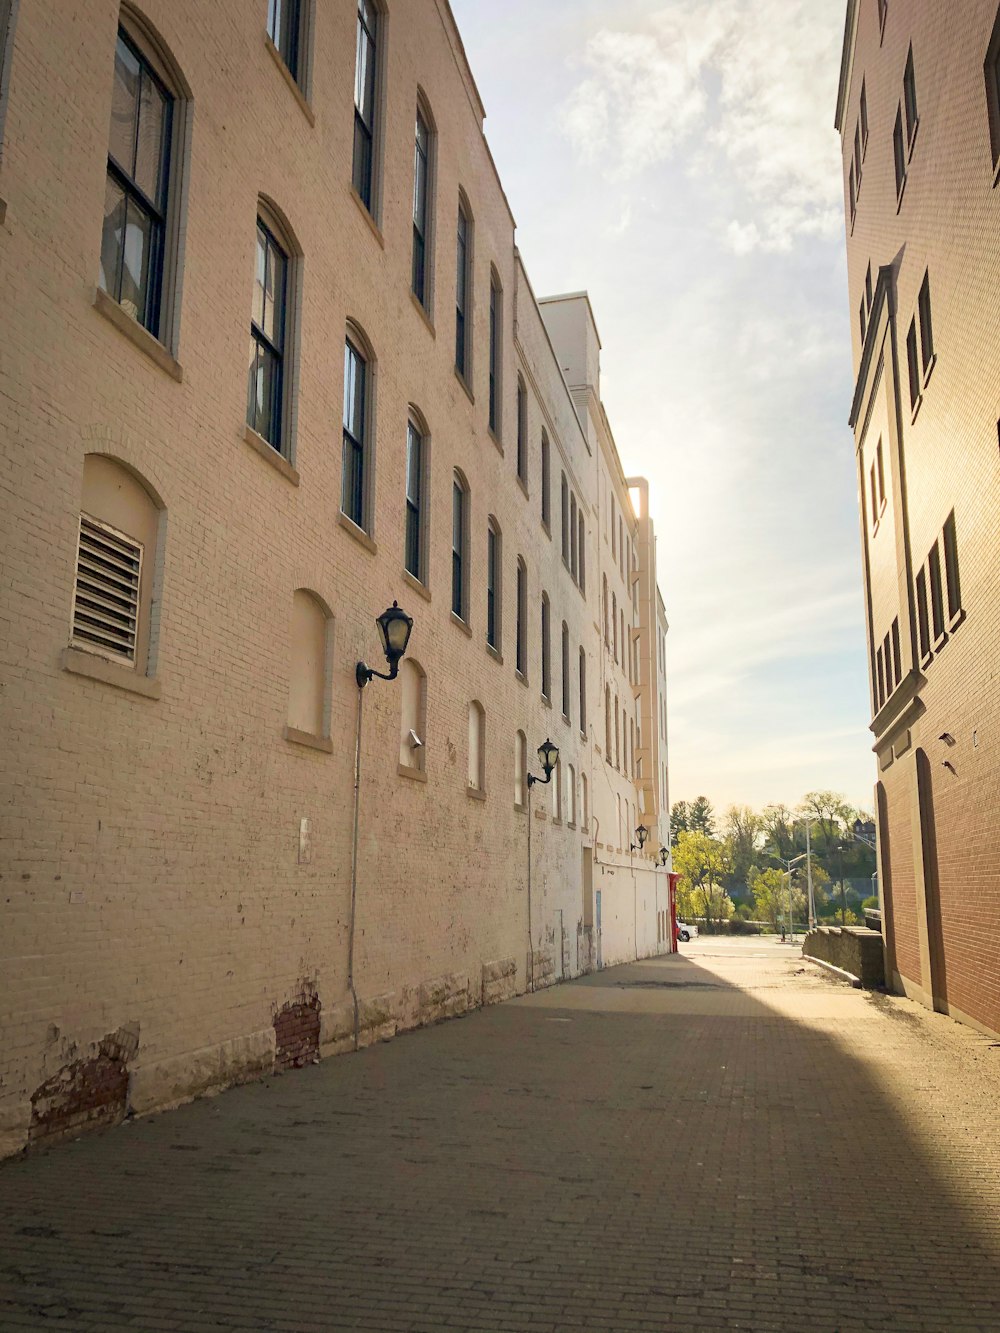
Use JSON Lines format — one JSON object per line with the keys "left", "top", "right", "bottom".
{"left": 806, "top": 820, "right": 815, "bottom": 931}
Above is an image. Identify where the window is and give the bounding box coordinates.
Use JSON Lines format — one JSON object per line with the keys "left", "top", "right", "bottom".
{"left": 541, "top": 431, "right": 550, "bottom": 527}
{"left": 412, "top": 106, "right": 432, "bottom": 308}
{"left": 614, "top": 696, "right": 621, "bottom": 769}
{"left": 248, "top": 220, "right": 288, "bottom": 451}
{"left": 860, "top": 295, "right": 867, "bottom": 343}
{"left": 918, "top": 271, "right": 934, "bottom": 374}
{"left": 567, "top": 764, "right": 577, "bottom": 827}
{"left": 455, "top": 199, "right": 471, "bottom": 380}
{"left": 452, "top": 472, "right": 469, "bottom": 621}
{"left": 853, "top": 124, "right": 862, "bottom": 193}
{"left": 916, "top": 568, "right": 931, "bottom": 661}
{"left": 928, "top": 541, "right": 945, "bottom": 641}
{"left": 541, "top": 593, "right": 551, "bottom": 700}
{"left": 0, "top": 0, "right": 17, "bottom": 157}
{"left": 903, "top": 46, "right": 918, "bottom": 144}
{"left": 287, "top": 589, "right": 331, "bottom": 742}
{"left": 612, "top": 593, "right": 618, "bottom": 661}
{"left": 561, "top": 473, "right": 569, "bottom": 561}
{"left": 619, "top": 518, "right": 624, "bottom": 576}
{"left": 865, "top": 263, "right": 873, "bottom": 310}
{"left": 267, "top": 0, "right": 304, "bottom": 84}
{"left": 630, "top": 718, "right": 636, "bottom": 778}
{"left": 516, "top": 557, "right": 527, "bottom": 676}
{"left": 570, "top": 494, "right": 578, "bottom": 579}
{"left": 579, "top": 647, "right": 587, "bottom": 736}
{"left": 620, "top": 610, "right": 626, "bottom": 669}
{"left": 986, "top": 7, "right": 1000, "bottom": 169}
{"left": 487, "top": 518, "right": 501, "bottom": 651}
{"left": 578, "top": 513, "right": 586, "bottom": 592}
{"left": 604, "top": 685, "right": 612, "bottom": 757}
{"left": 489, "top": 272, "right": 501, "bottom": 435}
{"left": 399, "top": 659, "right": 427, "bottom": 773}
{"left": 514, "top": 730, "right": 527, "bottom": 807}
{"left": 611, "top": 501, "right": 616, "bottom": 557}
{"left": 353, "top": 0, "right": 378, "bottom": 212}
{"left": 551, "top": 758, "right": 562, "bottom": 821}
{"left": 878, "top": 0, "right": 887, "bottom": 36}
{"left": 404, "top": 417, "right": 426, "bottom": 583}
{"left": 580, "top": 772, "right": 589, "bottom": 831}
{"left": 906, "top": 318, "right": 920, "bottom": 410}
{"left": 342, "top": 334, "right": 370, "bottom": 528}
{"left": 101, "top": 27, "right": 173, "bottom": 337}
{"left": 71, "top": 454, "right": 162, "bottom": 677}
{"left": 516, "top": 377, "right": 528, "bottom": 485}
{"left": 876, "top": 643, "right": 885, "bottom": 709}
{"left": 891, "top": 618, "right": 901, "bottom": 689}
{"left": 561, "top": 621, "right": 570, "bottom": 721}
{"left": 860, "top": 79, "right": 869, "bottom": 153}
{"left": 943, "top": 511, "right": 962, "bottom": 623}
{"left": 468, "top": 700, "right": 485, "bottom": 792}
{"left": 876, "top": 436, "right": 885, "bottom": 508}
{"left": 893, "top": 106, "right": 906, "bottom": 199}
{"left": 603, "top": 577, "right": 609, "bottom": 643}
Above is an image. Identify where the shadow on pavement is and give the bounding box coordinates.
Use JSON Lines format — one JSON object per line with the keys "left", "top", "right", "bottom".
{"left": 1, "top": 946, "right": 998, "bottom": 1331}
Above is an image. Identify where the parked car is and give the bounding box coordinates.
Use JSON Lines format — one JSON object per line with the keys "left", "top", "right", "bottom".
{"left": 676, "top": 920, "right": 699, "bottom": 943}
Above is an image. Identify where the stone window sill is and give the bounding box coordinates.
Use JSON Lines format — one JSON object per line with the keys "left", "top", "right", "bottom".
{"left": 410, "top": 289, "right": 435, "bottom": 336}
{"left": 339, "top": 510, "right": 377, "bottom": 555}
{"left": 516, "top": 476, "right": 529, "bottom": 501}
{"left": 489, "top": 427, "right": 503, "bottom": 456}
{"left": 61, "top": 646, "right": 161, "bottom": 699}
{"left": 516, "top": 669, "right": 529, "bottom": 688}
{"left": 264, "top": 34, "right": 315, "bottom": 125}
{"left": 350, "top": 188, "right": 384, "bottom": 248}
{"left": 93, "top": 287, "right": 182, "bottom": 382}
{"left": 514, "top": 801, "right": 527, "bottom": 814}
{"left": 398, "top": 763, "right": 427, "bottom": 783}
{"left": 486, "top": 643, "right": 503, "bottom": 665}
{"left": 284, "top": 725, "right": 332, "bottom": 753}
{"left": 922, "top": 352, "right": 937, "bottom": 391}
{"left": 454, "top": 367, "right": 475, "bottom": 405}
{"left": 467, "top": 786, "right": 487, "bottom": 802}
{"left": 403, "top": 568, "right": 431, "bottom": 602}
{"left": 451, "top": 611, "right": 472, "bottom": 638}
{"left": 244, "top": 424, "right": 300, "bottom": 485}
{"left": 910, "top": 392, "right": 923, "bottom": 424}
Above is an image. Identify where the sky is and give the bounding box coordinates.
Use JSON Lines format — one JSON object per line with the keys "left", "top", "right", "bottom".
{"left": 450, "top": 0, "right": 873, "bottom": 819}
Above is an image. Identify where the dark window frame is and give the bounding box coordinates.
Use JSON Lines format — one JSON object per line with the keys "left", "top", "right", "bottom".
{"left": 267, "top": 0, "right": 303, "bottom": 83}
{"left": 404, "top": 418, "right": 424, "bottom": 582}
{"left": 578, "top": 646, "right": 587, "bottom": 737}
{"left": 540, "top": 431, "right": 551, "bottom": 529}
{"left": 455, "top": 200, "right": 471, "bottom": 380}
{"left": 906, "top": 318, "right": 920, "bottom": 410}
{"left": 903, "top": 46, "right": 918, "bottom": 145}
{"left": 486, "top": 518, "right": 501, "bottom": 651}
{"left": 342, "top": 335, "right": 369, "bottom": 527}
{"left": 488, "top": 273, "right": 501, "bottom": 435}
{"left": 942, "top": 512, "right": 962, "bottom": 623}
{"left": 540, "top": 593, "right": 551, "bottom": 702}
{"left": 412, "top": 105, "right": 431, "bottom": 307}
{"left": 985, "top": 7, "right": 1000, "bottom": 170}
{"left": 352, "top": 0, "right": 378, "bottom": 212}
{"left": 516, "top": 377, "right": 528, "bottom": 484}
{"left": 918, "top": 270, "right": 934, "bottom": 374}
{"left": 248, "top": 218, "right": 289, "bottom": 452}
{"left": 515, "top": 558, "right": 527, "bottom": 677}
{"left": 893, "top": 105, "right": 907, "bottom": 200}
{"left": 452, "top": 474, "right": 468, "bottom": 622}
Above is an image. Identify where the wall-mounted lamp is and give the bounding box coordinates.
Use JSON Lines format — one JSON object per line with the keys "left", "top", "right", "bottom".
{"left": 356, "top": 601, "right": 413, "bottom": 687}
{"left": 659, "top": 846, "right": 669, "bottom": 867}
{"left": 527, "top": 737, "right": 559, "bottom": 787}
{"left": 630, "top": 824, "right": 648, "bottom": 853}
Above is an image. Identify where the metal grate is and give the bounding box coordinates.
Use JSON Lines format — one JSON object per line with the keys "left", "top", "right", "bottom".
{"left": 71, "top": 514, "right": 142, "bottom": 662}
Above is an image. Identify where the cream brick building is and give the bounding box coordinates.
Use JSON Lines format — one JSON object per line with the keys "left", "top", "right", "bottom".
{"left": 836, "top": 0, "right": 1000, "bottom": 1037}
{"left": 0, "top": 0, "right": 672, "bottom": 1154}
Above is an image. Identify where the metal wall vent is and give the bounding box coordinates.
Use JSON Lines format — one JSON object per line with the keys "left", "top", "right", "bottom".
{"left": 71, "top": 514, "right": 142, "bottom": 663}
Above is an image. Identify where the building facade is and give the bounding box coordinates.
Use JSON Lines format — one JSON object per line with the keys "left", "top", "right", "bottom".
{"left": 0, "top": 0, "right": 671, "bottom": 1155}
{"left": 836, "top": 0, "right": 1000, "bottom": 1037}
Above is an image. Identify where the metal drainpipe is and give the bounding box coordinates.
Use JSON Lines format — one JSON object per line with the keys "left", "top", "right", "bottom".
{"left": 526, "top": 781, "right": 534, "bottom": 992}
{"left": 347, "top": 682, "right": 364, "bottom": 1052}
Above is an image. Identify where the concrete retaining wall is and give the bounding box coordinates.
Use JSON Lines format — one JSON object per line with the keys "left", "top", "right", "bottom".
{"left": 803, "top": 927, "right": 885, "bottom": 988}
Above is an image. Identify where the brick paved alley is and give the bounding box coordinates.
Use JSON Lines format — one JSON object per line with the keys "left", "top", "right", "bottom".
{"left": 2, "top": 939, "right": 1000, "bottom": 1332}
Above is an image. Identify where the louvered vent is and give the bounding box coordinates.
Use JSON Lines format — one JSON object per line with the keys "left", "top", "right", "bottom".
{"left": 71, "top": 514, "right": 142, "bottom": 663}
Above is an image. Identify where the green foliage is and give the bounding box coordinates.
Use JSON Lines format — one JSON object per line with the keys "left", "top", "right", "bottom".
{"left": 723, "top": 805, "right": 763, "bottom": 894}
{"left": 688, "top": 796, "right": 715, "bottom": 837}
{"left": 670, "top": 800, "right": 689, "bottom": 847}
{"left": 673, "top": 829, "right": 733, "bottom": 924}
{"left": 749, "top": 865, "right": 806, "bottom": 934}
{"left": 861, "top": 895, "right": 879, "bottom": 912}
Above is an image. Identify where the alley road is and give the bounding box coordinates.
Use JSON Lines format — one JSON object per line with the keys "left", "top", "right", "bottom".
{"left": 2, "top": 939, "right": 1000, "bottom": 1332}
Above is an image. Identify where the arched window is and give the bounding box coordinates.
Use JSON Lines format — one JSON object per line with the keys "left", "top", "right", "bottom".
{"left": 578, "top": 646, "right": 587, "bottom": 736}
{"left": 353, "top": 0, "right": 381, "bottom": 216}
{"left": 580, "top": 772, "right": 589, "bottom": 832}
{"left": 578, "top": 512, "right": 586, "bottom": 593}
{"left": 515, "top": 557, "right": 527, "bottom": 677}
{"left": 630, "top": 718, "right": 636, "bottom": 778}
{"left": 100, "top": 13, "right": 191, "bottom": 352}
{"left": 604, "top": 685, "right": 612, "bottom": 758}
{"left": 412, "top": 95, "right": 435, "bottom": 310}
{"left": 452, "top": 469, "right": 470, "bottom": 622}
{"left": 468, "top": 699, "right": 485, "bottom": 792}
{"left": 405, "top": 409, "right": 429, "bottom": 585}
{"left": 70, "top": 454, "right": 163, "bottom": 678}
{"left": 561, "top": 621, "right": 570, "bottom": 720}
{"left": 551, "top": 757, "right": 562, "bottom": 821}
{"left": 612, "top": 593, "right": 618, "bottom": 662}
{"left": 540, "top": 431, "right": 551, "bottom": 527}
{"left": 621, "top": 610, "right": 626, "bottom": 671}
{"left": 489, "top": 268, "right": 502, "bottom": 437}
{"left": 570, "top": 494, "right": 578, "bottom": 578}
{"left": 540, "top": 592, "right": 551, "bottom": 700}
{"left": 560, "top": 473, "right": 569, "bottom": 561}
{"left": 516, "top": 376, "right": 528, "bottom": 484}
{"left": 343, "top": 323, "right": 376, "bottom": 532}
{"left": 514, "top": 730, "right": 527, "bottom": 808}
{"left": 398, "top": 658, "right": 427, "bottom": 773}
{"left": 614, "top": 695, "right": 621, "bottom": 770}
{"left": 603, "top": 575, "right": 609, "bottom": 644}
{"left": 567, "top": 764, "right": 577, "bottom": 827}
{"left": 287, "top": 589, "right": 332, "bottom": 743}
{"left": 487, "top": 517, "right": 501, "bottom": 652}
{"left": 455, "top": 191, "right": 473, "bottom": 380}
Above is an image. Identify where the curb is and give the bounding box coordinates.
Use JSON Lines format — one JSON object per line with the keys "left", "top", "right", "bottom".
{"left": 803, "top": 954, "right": 863, "bottom": 989}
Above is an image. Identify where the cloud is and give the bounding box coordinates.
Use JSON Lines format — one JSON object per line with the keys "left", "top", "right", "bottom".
{"left": 560, "top": 0, "right": 843, "bottom": 252}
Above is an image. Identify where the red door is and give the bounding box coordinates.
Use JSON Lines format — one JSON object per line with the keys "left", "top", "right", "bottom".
{"left": 668, "top": 872, "right": 680, "bottom": 951}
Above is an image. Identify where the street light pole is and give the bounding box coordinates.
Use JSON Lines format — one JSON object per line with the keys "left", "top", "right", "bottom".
{"left": 806, "top": 820, "right": 815, "bottom": 931}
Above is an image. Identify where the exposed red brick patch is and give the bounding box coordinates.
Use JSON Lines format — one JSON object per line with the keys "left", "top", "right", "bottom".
{"left": 273, "top": 990, "right": 321, "bottom": 1071}
{"left": 29, "top": 1025, "right": 139, "bottom": 1148}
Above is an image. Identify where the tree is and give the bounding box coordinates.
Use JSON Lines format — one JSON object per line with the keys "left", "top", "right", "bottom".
{"left": 688, "top": 795, "right": 715, "bottom": 837}
{"left": 801, "top": 790, "right": 854, "bottom": 855}
{"left": 673, "top": 830, "right": 733, "bottom": 926}
{"left": 670, "top": 801, "right": 689, "bottom": 847}
{"left": 761, "top": 803, "right": 797, "bottom": 862}
{"left": 723, "top": 805, "right": 762, "bottom": 895}
{"left": 749, "top": 865, "right": 805, "bottom": 934}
